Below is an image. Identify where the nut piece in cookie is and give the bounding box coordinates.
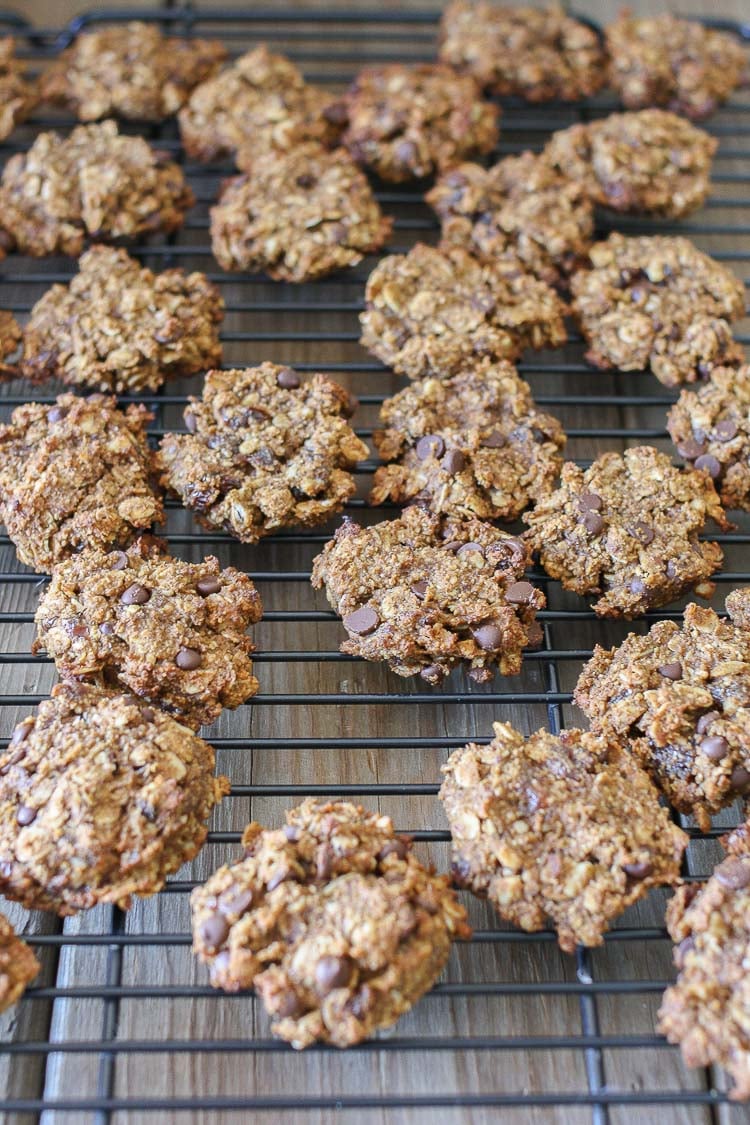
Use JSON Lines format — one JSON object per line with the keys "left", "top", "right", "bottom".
{"left": 0, "top": 682, "right": 228, "bottom": 915}
{"left": 606, "top": 13, "right": 748, "bottom": 121}
{"left": 0, "top": 914, "right": 39, "bottom": 1012}
{"left": 311, "top": 504, "right": 545, "bottom": 683}
{"left": 40, "top": 20, "right": 226, "bottom": 122}
{"left": 332, "top": 63, "right": 499, "bottom": 183}
{"left": 438, "top": 3, "right": 607, "bottom": 102}
{"left": 0, "top": 393, "right": 163, "bottom": 574}
{"left": 571, "top": 234, "right": 746, "bottom": 388}
{"left": 160, "top": 364, "right": 369, "bottom": 543}
{"left": 542, "top": 109, "right": 717, "bottom": 218}
{"left": 523, "top": 446, "right": 729, "bottom": 619}
{"left": 575, "top": 591, "right": 750, "bottom": 830}
{"left": 33, "top": 540, "right": 262, "bottom": 730}
{"left": 440, "top": 721, "right": 687, "bottom": 952}
{"left": 360, "top": 243, "right": 567, "bottom": 382}
{"left": 426, "top": 151, "right": 593, "bottom": 287}
{"left": 22, "top": 246, "right": 223, "bottom": 393}
{"left": 370, "top": 360, "right": 566, "bottom": 521}
{"left": 211, "top": 144, "right": 391, "bottom": 282}
{"left": 191, "top": 798, "right": 470, "bottom": 1049}
{"left": 0, "top": 37, "right": 37, "bottom": 141}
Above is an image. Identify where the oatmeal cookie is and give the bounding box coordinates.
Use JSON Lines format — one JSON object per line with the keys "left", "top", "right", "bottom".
{"left": 311, "top": 504, "right": 545, "bottom": 684}
{"left": 438, "top": 3, "right": 607, "bottom": 102}
{"left": 440, "top": 722, "right": 687, "bottom": 953}
{"left": 360, "top": 243, "right": 567, "bottom": 382}
{"left": 523, "top": 446, "right": 729, "bottom": 619}
{"left": 211, "top": 144, "right": 391, "bottom": 281}
{"left": 22, "top": 246, "right": 223, "bottom": 394}
{"left": 33, "top": 539, "right": 261, "bottom": 730}
{"left": 426, "top": 151, "right": 594, "bottom": 287}
{"left": 40, "top": 21, "right": 226, "bottom": 123}
{"left": 0, "top": 914, "right": 39, "bottom": 1012}
{"left": 370, "top": 361, "right": 565, "bottom": 521}
{"left": 331, "top": 63, "right": 498, "bottom": 183}
{"left": 607, "top": 13, "right": 748, "bottom": 121}
{"left": 570, "top": 234, "right": 746, "bottom": 387}
{"left": 542, "top": 109, "right": 716, "bottom": 218}
{"left": 0, "top": 120, "right": 194, "bottom": 258}
{"left": 0, "top": 393, "right": 163, "bottom": 574}
{"left": 161, "top": 364, "right": 368, "bottom": 543}
{"left": 0, "top": 310, "right": 21, "bottom": 378}
{"left": 0, "top": 38, "right": 36, "bottom": 141}
{"left": 191, "top": 798, "right": 470, "bottom": 1049}
{"left": 0, "top": 682, "right": 228, "bottom": 915}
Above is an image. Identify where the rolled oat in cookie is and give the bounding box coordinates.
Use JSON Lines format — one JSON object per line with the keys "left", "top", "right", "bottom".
{"left": 191, "top": 798, "right": 470, "bottom": 1049}
{"left": 440, "top": 722, "right": 687, "bottom": 953}
{"left": 0, "top": 682, "right": 228, "bottom": 915}
{"left": 0, "top": 37, "right": 37, "bottom": 141}
{"left": 0, "top": 914, "right": 39, "bottom": 1012}
{"left": 523, "top": 446, "right": 729, "bottom": 619}
{"left": 311, "top": 504, "right": 545, "bottom": 684}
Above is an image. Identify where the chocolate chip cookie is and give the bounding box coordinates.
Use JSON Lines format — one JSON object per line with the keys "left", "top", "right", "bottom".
{"left": 311, "top": 504, "right": 545, "bottom": 684}
{"left": 0, "top": 309, "right": 21, "bottom": 378}
{"left": 0, "top": 682, "right": 228, "bottom": 915}
{"left": 370, "top": 360, "right": 566, "bottom": 521}
{"left": 0, "top": 914, "right": 39, "bottom": 1012}
{"left": 211, "top": 143, "right": 391, "bottom": 282}
{"left": 440, "top": 721, "right": 687, "bottom": 953}
{"left": 191, "top": 798, "right": 470, "bottom": 1049}
{"left": 160, "top": 364, "right": 368, "bottom": 543}
{"left": 22, "top": 245, "right": 223, "bottom": 393}
{"left": 33, "top": 539, "right": 261, "bottom": 730}
{"left": 0, "top": 37, "right": 36, "bottom": 141}
{"left": 360, "top": 243, "right": 568, "bottom": 382}
{"left": 575, "top": 591, "right": 750, "bottom": 830}
{"left": 523, "top": 446, "right": 729, "bottom": 619}
{"left": 0, "top": 393, "right": 163, "bottom": 574}
{"left": 570, "top": 234, "right": 746, "bottom": 387}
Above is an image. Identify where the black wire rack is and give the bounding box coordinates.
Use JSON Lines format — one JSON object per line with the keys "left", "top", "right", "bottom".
{"left": 0, "top": 6, "right": 749, "bottom": 1122}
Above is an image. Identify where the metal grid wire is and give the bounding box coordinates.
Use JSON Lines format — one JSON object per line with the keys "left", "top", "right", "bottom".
{"left": 0, "top": 6, "right": 749, "bottom": 1120}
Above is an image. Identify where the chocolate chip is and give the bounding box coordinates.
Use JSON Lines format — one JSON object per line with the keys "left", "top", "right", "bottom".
{"left": 665, "top": 561, "right": 678, "bottom": 579}
{"left": 441, "top": 540, "right": 462, "bottom": 553}
{"left": 506, "top": 581, "right": 535, "bottom": 605}
{"left": 283, "top": 825, "right": 301, "bottom": 842}
{"left": 633, "top": 521, "right": 654, "bottom": 545}
{"left": 10, "top": 722, "right": 32, "bottom": 745}
{"left": 200, "top": 914, "right": 229, "bottom": 950}
{"left": 100, "top": 622, "right": 114, "bottom": 635}
{"left": 623, "top": 860, "right": 653, "bottom": 879}
{"left": 441, "top": 449, "right": 466, "bottom": 474}
{"left": 276, "top": 990, "right": 305, "bottom": 1019}
{"left": 696, "top": 711, "right": 720, "bottom": 735}
{"left": 316, "top": 844, "right": 334, "bottom": 881}
{"left": 378, "top": 837, "right": 409, "bottom": 861}
{"left": 676, "top": 438, "right": 705, "bottom": 461}
{"left": 457, "top": 542, "right": 483, "bottom": 558}
{"left": 16, "top": 805, "right": 36, "bottom": 826}
{"left": 343, "top": 606, "right": 380, "bottom": 636}
{"left": 48, "top": 406, "right": 68, "bottom": 423}
{"left": 185, "top": 411, "right": 197, "bottom": 434}
{"left": 715, "top": 419, "right": 738, "bottom": 441}
{"left": 196, "top": 576, "right": 221, "bottom": 596}
{"left": 176, "top": 647, "right": 202, "bottom": 671}
{"left": 578, "top": 491, "right": 602, "bottom": 511}
{"left": 411, "top": 580, "right": 428, "bottom": 599}
{"left": 395, "top": 139, "right": 418, "bottom": 165}
{"left": 482, "top": 430, "right": 506, "bottom": 449}
{"left": 120, "top": 584, "right": 150, "bottom": 606}
{"left": 415, "top": 434, "right": 444, "bottom": 461}
{"left": 630, "top": 577, "right": 647, "bottom": 595}
{"left": 221, "top": 888, "right": 253, "bottom": 917}
{"left": 472, "top": 622, "right": 504, "bottom": 650}
{"left": 419, "top": 664, "right": 444, "bottom": 683}
{"left": 730, "top": 765, "right": 750, "bottom": 792}
{"left": 715, "top": 857, "right": 750, "bottom": 889}
{"left": 675, "top": 936, "right": 695, "bottom": 967}
{"left": 140, "top": 707, "right": 156, "bottom": 723}
{"left": 657, "top": 662, "right": 682, "bottom": 680}
{"left": 266, "top": 869, "right": 296, "bottom": 892}
{"left": 580, "top": 511, "right": 604, "bottom": 536}
{"left": 694, "top": 453, "right": 721, "bottom": 479}
{"left": 276, "top": 367, "right": 300, "bottom": 390}
{"left": 315, "top": 955, "right": 353, "bottom": 994}
{"left": 700, "top": 735, "right": 729, "bottom": 761}
{"left": 111, "top": 551, "right": 130, "bottom": 571}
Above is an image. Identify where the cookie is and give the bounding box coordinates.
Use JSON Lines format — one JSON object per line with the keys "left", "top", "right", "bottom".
{"left": 426, "top": 150, "right": 594, "bottom": 287}
{"left": 0, "top": 682, "right": 228, "bottom": 915}
{"left": 33, "top": 539, "right": 262, "bottom": 730}
{"left": 191, "top": 798, "right": 470, "bottom": 1049}
{"left": 311, "top": 504, "right": 545, "bottom": 684}
{"left": 440, "top": 721, "right": 687, "bottom": 953}
{"left": 0, "top": 120, "right": 194, "bottom": 258}
{"left": 0, "top": 37, "right": 36, "bottom": 141}
{"left": 0, "top": 393, "right": 163, "bottom": 574}
{"left": 570, "top": 234, "right": 746, "bottom": 387}
{"left": 160, "top": 364, "right": 369, "bottom": 543}
{"left": 438, "top": 2, "right": 607, "bottom": 102}
{"left": 575, "top": 591, "right": 750, "bottom": 831}
{"left": 178, "top": 45, "right": 339, "bottom": 163}
{"left": 370, "top": 360, "right": 566, "bottom": 521}
{"left": 0, "top": 914, "right": 39, "bottom": 1012}
{"left": 668, "top": 365, "right": 750, "bottom": 511}
{"left": 211, "top": 143, "right": 391, "bottom": 282}
{"left": 22, "top": 245, "right": 223, "bottom": 393}
{"left": 40, "top": 20, "right": 226, "bottom": 122}
{"left": 542, "top": 109, "right": 716, "bottom": 218}
{"left": 331, "top": 63, "right": 499, "bottom": 183}
{"left": 523, "top": 446, "right": 729, "bottom": 619}
{"left": 606, "top": 13, "right": 748, "bottom": 121}
{"left": 359, "top": 243, "right": 567, "bottom": 382}
{"left": 0, "top": 309, "right": 21, "bottom": 378}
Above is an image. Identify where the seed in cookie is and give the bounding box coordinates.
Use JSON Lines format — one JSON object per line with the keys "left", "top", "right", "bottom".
{"left": 0, "top": 912, "right": 39, "bottom": 1012}
{"left": 0, "top": 37, "right": 36, "bottom": 141}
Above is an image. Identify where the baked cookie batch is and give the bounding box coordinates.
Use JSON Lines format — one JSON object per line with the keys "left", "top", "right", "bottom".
{"left": 0, "top": 7, "right": 749, "bottom": 1086}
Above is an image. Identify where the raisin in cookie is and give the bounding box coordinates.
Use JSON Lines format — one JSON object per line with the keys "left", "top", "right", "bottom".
{"left": 211, "top": 144, "right": 391, "bottom": 282}
{"left": 360, "top": 243, "right": 567, "bottom": 382}
{"left": 33, "top": 540, "right": 261, "bottom": 730}
{"left": 542, "top": 109, "right": 716, "bottom": 218}
{"left": 440, "top": 722, "right": 687, "bottom": 953}
{"left": 0, "top": 682, "right": 228, "bottom": 915}
{"left": 191, "top": 798, "right": 470, "bottom": 1049}
{"left": 161, "top": 364, "right": 368, "bottom": 543}
{"left": 0, "top": 394, "right": 163, "bottom": 574}
{"left": 370, "top": 361, "right": 565, "bottom": 521}
{"left": 22, "top": 246, "right": 223, "bottom": 393}
{"left": 570, "top": 234, "right": 746, "bottom": 387}
{"left": 523, "top": 446, "right": 729, "bottom": 619}
{"left": 311, "top": 504, "right": 545, "bottom": 684}
{"left": 0, "top": 914, "right": 39, "bottom": 1012}
{"left": 0, "top": 37, "right": 36, "bottom": 141}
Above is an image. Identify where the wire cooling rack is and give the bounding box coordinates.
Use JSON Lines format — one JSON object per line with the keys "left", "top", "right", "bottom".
{"left": 0, "top": 6, "right": 749, "bottom": 1122}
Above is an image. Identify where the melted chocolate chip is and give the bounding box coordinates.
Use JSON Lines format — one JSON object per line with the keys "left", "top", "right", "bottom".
{"left": 276, "top": 990, "right": 305, "bottom": 1019}
{"left": 200, "top": 914, "right": 229, "bottom": 950}
{"left": 457, "top": 542, "right": 483, "bottom": 558}
{"left": 472, "top": 622, "right": 504, "bottom": 650}
{"left": 185, "top": 411, "right": 198, "bottom": 434}
{"left": 315, "top": 955, "right": 353, "bottom": 994}
{"left": 411, "top": 580, "right": 428, "bottom": 599}
{"left": 120, "top": 584, "right": 150, "bottom": 606}
{"left": 415, "top": 434, "right": 444, "bottom": 461}
{"left": 111, "top": 551, "right": 130, "bottom": 571}
{"left": 694, "top": 453, "right": 721, "bottom": 479}
{"left": 715, "top": 419, "right": 738, "bottom": 441}
{"left": 578, "top": 491, "right": 603, "bottom": 511}
{"left": 176, "top": 647, "right": 202, "bottom": 671}
{"left": 343, "top": 606, "right": 380, "bottom": 636}
{"left": 441, "top": 449, "right": 466, "bottom": 474}
{"left": 715, "top": 857, "right": 750, "bottom": 889}
{"left": 48, "top": 405, "right": 68, "bottom": 423}
{"left": 378, "top": 837, "right": 409, "bottom": 861}
{"left": 482, "top": 430, "right": 506, "bottom": 449}
{"left": 196, "top": 576, "right": 221, "bottom": 597}
{"left": 700, "top": 735, "right": 729, "bottom": 761}
{"left": 730, "top": 765, "right": 750, "bottom": 792}
{"left": 676, "top": 438, "right": 706, "bottom": 461}
{"left": 506, "top": 580, "right": 535, "bottom": 605}
{"left": 419, "top": 664, "right": 444, "bottom": 683}
{"left": 696, "top": 711, "right": 720, "bottom": 735}
{"left": 16, "top": 805, "right": 36, "bottom": 826}
{"left": 276, "top": 367, "right": 300, "bottom": 390}
{"left": 623, "top": 860, "right": 653, "bottom": 879}
{"left": 140, "top": 707, "right": 156, "bottom": 724}
{"left": 633, "top": 521, "right": 654, "bottom": 545}
{"left": 580, "top": 510, "right": 604, "bottom": 536}
{"left": 657, "top": 662, "right": 682, "bottom": 680}
{"left": 10, "top": 722, "right": 32, "bottom": 745}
